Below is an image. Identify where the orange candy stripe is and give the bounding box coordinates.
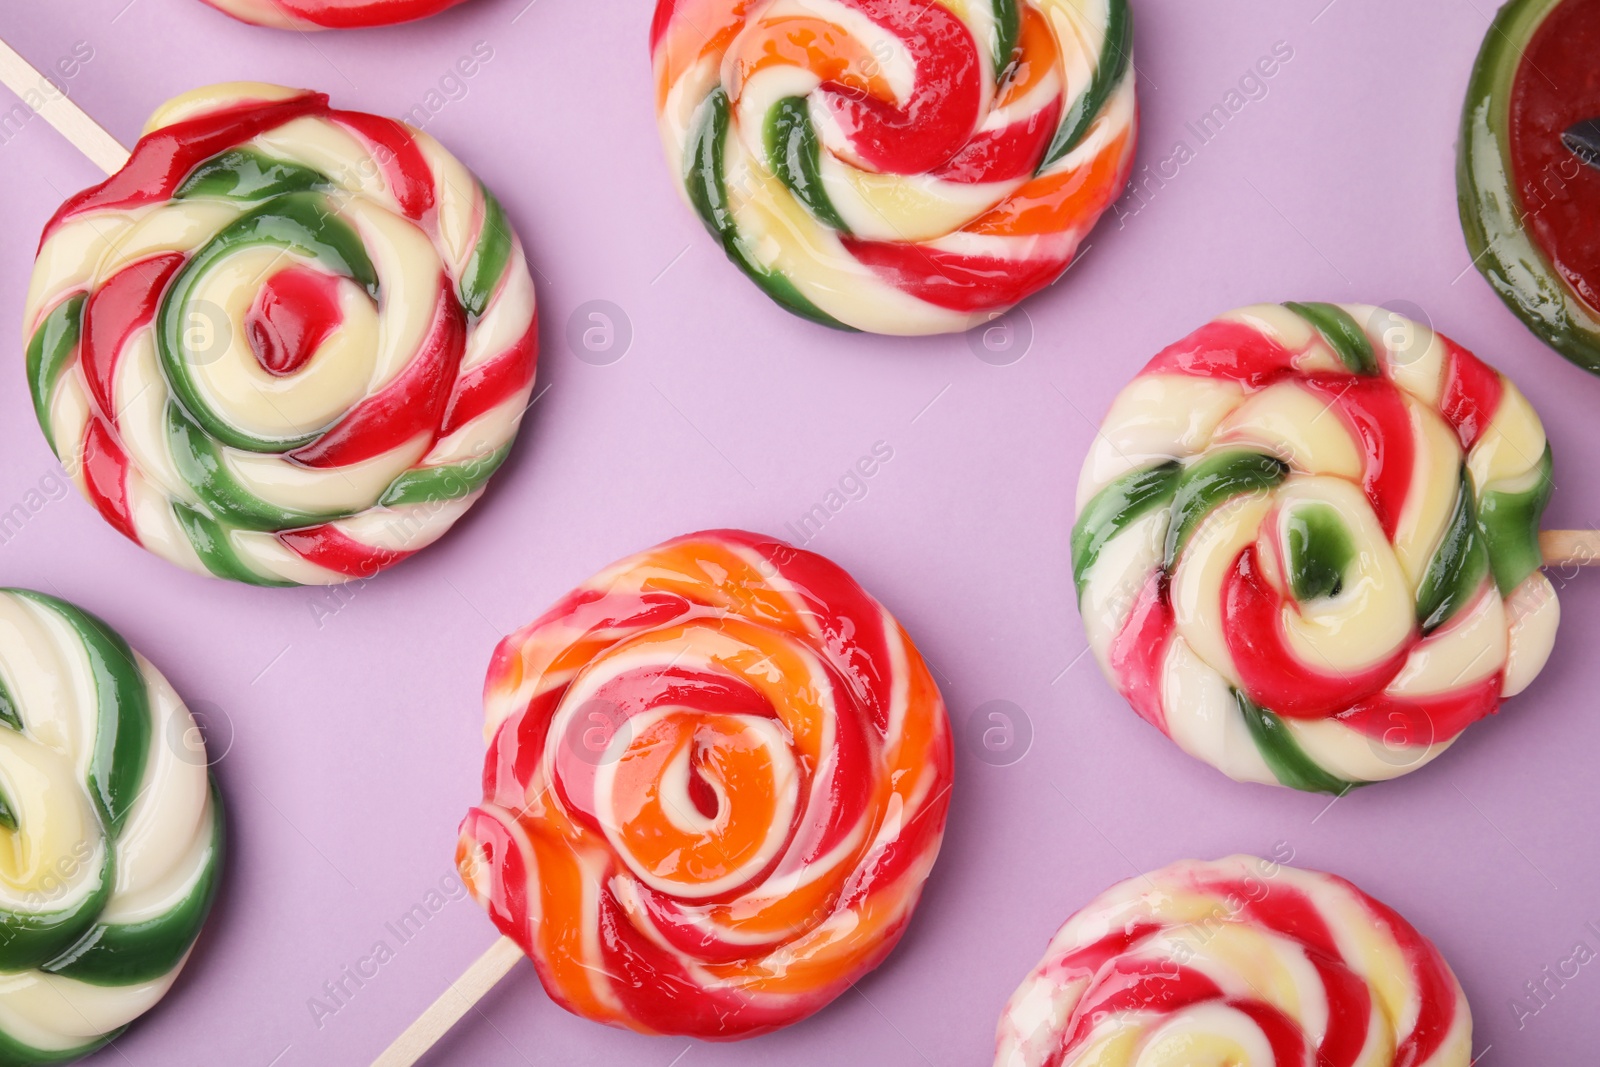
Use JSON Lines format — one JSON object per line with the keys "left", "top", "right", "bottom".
{"left": 612, "top": 712, "right": 785, "bottom": 886}
{"left": 730, "top": 16, "right": 896, "bottom": 105}
{"left": 653, "top": 0, "right": 757, "bottom": 110}
{"left": 997, "top": 6, "right": 1061, "bottom": 109}
{"left": 964, "top": 123, "right": 1134, "bottom": 238}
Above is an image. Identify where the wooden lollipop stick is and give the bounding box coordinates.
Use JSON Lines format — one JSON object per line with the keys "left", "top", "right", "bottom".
{"left": 1541, "top": 530, "right": 1600, "bottom": 568}
{"left": 0, "top": 36, "right": 127, "bottom": 175}
{"left": 371, "top": 936, "right": 523, "bottom": 1067}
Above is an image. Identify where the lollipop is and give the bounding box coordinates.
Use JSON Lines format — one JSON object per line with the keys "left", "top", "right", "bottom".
{"left": 0, "top": 590, "right": 223, "bottom": 1065}
{"left": 994, "top": 855, "right": 1471, "bottom": 1067}
{"left": 23, "top": 82, "right": 539, "bottom": 587}
{"left": 196, "top": 0, "right": 472, "bottom": 30}
{"left": 1459, "top": 0, "right": 1600, "bottom": 373}
{"left": 650, "top": 0, "right": 1138, "bottom": 335}
{"left": 451, "top": 529, "right": 953, "bottom": 1039}
{"left": 1072, "top": 303, "right": 1560, "bottom": 791}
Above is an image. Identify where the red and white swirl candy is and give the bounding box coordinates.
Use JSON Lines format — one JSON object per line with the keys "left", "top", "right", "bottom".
{"left": 457, "top": 529, "right": 953, "bottom": 1038}
{"left": 197, "top": 0, "right": 472, "bottom": 29}
{"left": 995, "top": 856, "right": 1472, "bottom": 1067}
{"left": 651, "top": 0, "right": 1137, "bottom": 334}
{"left": 23, "top": 83, "right": 538, "bottom": 586}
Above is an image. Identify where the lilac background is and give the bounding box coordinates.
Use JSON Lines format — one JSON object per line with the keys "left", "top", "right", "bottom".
{"left": 3, "top": 0, "right": 1599, "bottom": 1063}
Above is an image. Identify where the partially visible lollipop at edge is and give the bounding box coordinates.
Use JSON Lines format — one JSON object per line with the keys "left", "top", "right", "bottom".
{"left": 0, "top": 591, "right": 223, "bottom": 1066}
{"left": 1459, "top": 0, "right": 1600, "bottom": 373}
{"left": 650, "top": 0, "right": 1138, "bottom": 335}
{"left": 197, "top": 0, "right": 473, "bottom": 30}
{"left": 994, "top": 855, "right": 1472, "bottom": 1066}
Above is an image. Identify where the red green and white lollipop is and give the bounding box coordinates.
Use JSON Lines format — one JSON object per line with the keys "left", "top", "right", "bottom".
{"left": 23, "top": 82, "right": 538, "bottom": 586}
{"left": 994, "top": 856, "right": 1472, "bottom": 1066}
{"left": 1072, "top": 303, "right": 1560, "bottom": 791}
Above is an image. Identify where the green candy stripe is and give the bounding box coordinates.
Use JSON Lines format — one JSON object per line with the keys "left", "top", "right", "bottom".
{"left": 1163, "top": 450, "right": 1289, "bottom": 570}
{"left": 1071, "top": 460, "right": 1180, "bottom": 597}
{"left": 1479, "top": 444, "right": 1555, "bottom": 595}
{"left": 1042, "top": 0, "right": 1132, "bottom": 169}
{"left": 171, "top": 502, "right": 296, "bottom": 588}
{"left": 0, "top": 673, "right": 23, "bottom": 733}
{"left": 174, "top": 148, "right": 332, "bottom": 202}
{"left": 166, "top": 403, "right": 334, "bottom": 532}
{"left": 1285, "top": 502, "right": 1356, "bottom": 602}
{"left": 45, "top": 778, "right": 223, "bottom": 986}
{"left": 378, "top": 444, "right": 511, "bottom": 508}
{"left": 1236, "top": 690, "right": 1361, "bottom": 795}
{"left": 1283, "top": 301, "right": 1378, "bottom": 375}
{"left": 14, "top": 594, "right": 150, "bottom": 838}
{"left": 687, "top": 88, "right": 854, "bottom": 331}
{"left": 1415, "top": 468, "right": 1491, "bottom": 633}
{"left": 24, "top": 294, "right": 85, "bottom": 458}
{"left": 458, "top": 184, "right": 513, "bottom": 320}
{"left": 0, "top": 671, "right": 17, "bottom": 832}
{"left": 0, "top": 852, "right": 113, "bottom": 974}
{"left": 0, "top": 1028, "right": 120, "bottom": 1067}
{"left": 157, "top": 192, "right": 379, "bottom": 454}
{"left": 991, "top": 0, "right": 1022, "bottom": 84}
{"left": 765, "top": 97, "right": 851, "bottom": 234}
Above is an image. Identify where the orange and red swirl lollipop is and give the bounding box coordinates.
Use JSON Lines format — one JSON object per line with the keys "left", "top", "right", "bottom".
{"left": 457, "top": 529, "right": 953, "bottom": 1038}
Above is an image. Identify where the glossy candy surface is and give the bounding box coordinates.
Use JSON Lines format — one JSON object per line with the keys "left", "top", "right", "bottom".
{"left": 197, "top": 0, "right": 471, "bottom": 30}
{"left": 993, "top": 856, "right": 1471, "bottom": 1067}
{"left": 0, "top": 591, "right": 222, "bottom": 1066}
{"left": 650, "top": 0, "right": 1137, "bottom": 335}
{"left": 1459, "top": 0, "right": 1600, "bottom": 373}
{"left": 1072, "top": 303, "right": 1558, "bottom": 791}
{"left": 24, "top": 83, "right": 539, "bottom": 586}
{"left": 457, "top": 529, "right": 953, "bottom": 1039}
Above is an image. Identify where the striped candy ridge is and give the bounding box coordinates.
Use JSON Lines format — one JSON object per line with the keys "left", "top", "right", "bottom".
{"left": 1071, "top": 303, "right": 1559, "bottom": 792}
{"left": 651, "top": 0, "right": 1138, "bottom": 335}
{"left": 993, "top": 856, "right": 1472, "bottom": 1067}
{"left": 0, "top": 591, "right": 222, "bottom": 1065}
{"left": 23, "top": 82, "right": 539, "bottom": 587}
{"left": 456, "top": 529, "right": 953, "bottom": 1039}
{"left": 196, "top": 0, "right": 472, "bottom": 29}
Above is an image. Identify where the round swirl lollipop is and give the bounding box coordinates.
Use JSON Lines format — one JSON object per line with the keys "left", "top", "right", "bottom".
{"left": 1459, "top": 0, "right": 1600, "bottom": 373}
{"left": 196, "top": 0, "right": 472, "bottom": 29}
{"left": 23, "top": 82, "right": 539, "bottom": 587}
{"left": 994, "top": 855, "right": 1471, "bottom": 1067}
{"left": 1072, "top": 303, "right": 1559, "bottom": 791}
{"left": 0, "top": 590, "right": 223, "bottom": 1065}
{"left": 650, "top": 0, "right": 1137, "bottom": 335}
{"left": 456, "top": 529, "right": 953, "bottom": 1039}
